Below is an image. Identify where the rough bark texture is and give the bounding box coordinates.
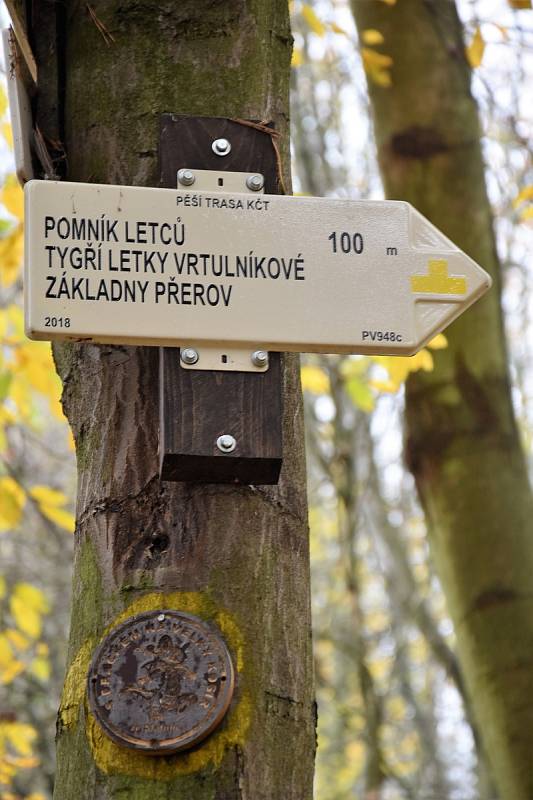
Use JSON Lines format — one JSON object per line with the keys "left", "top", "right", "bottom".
{"left": 31, "top": 2, "right": 315, "bottom": 798}
{"left": 350, "top": 2, "right": 533, "bottom": 798}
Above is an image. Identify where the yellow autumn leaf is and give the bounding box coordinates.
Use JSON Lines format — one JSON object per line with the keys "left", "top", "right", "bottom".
{"left": 2, "top": 175, "right": 23, "bottom": 220}
{"left": 7, "top": 303, "right": 24, "bottom": 334}
{"left": 12, "top": 583, "right": 49, "bottom": 614}
{"left": 0, "top": 659, "right": 25, "bottom": 684}
{"left": 466, "top": 26, "right": 485, "bottom": 68}
{"left": 391, "top": 349, "right": 434, "bottom": 382}
{"left": 368, "top": 655, "right": 391, "bottom": 682}
{"left": 387, "top": 695, "right": 408, "bottom": 721}
{"left": 330, "top": 22, "right": 348, "bottom": 35}
{"left": 10, "top": 379, "right": 33, "bottom": 422}
{"left": 0, "top": 86, "right": 7, "bottom": 119}
{"left": 0, "top": 476, "right": 25, "bottom": 531}
{"left": 10, "top": 597, "right": 42, "bottom": 639}
{"left": 2, "top": 122, "right": 13, "bottom": 149}
{"left": 14, "top": 341, "right": 64, "bottom": 420}
{"left": 3, "top": 722, "right": 37, "bottom": 757}
{"left": 29, "top": 485, "right": 67, "bottom": 507}
{"left": 427, "top": 333, "right": 447, "bottom": 349}
{"left": 362, "top": 28, "right": 384, "bottom": 45}
{"left": 9, "top": 757, "right": 39, "bottom": 771}
{"left": 369, "top": 378, "right": 396, "bottom": 394}
{"left": 345, "top": 376, "right": 374, "bottom": 412}
{"left": 0, "top": 634, "right": 26, "bottom": 685}
{"left": 345, "top": 740, "right": 365, "bottom": 765}
{"left": 514, "top": 185, "right": 533, "bottom": 207}
{"left": 0, "top": 228, "right": 23, "bottom": 287}
{"left": 0, "top": 633, "right": 14, "bottom": 668}
{"left": 5, "top": 629, "right": 30, "bottom": 652}
{"left": 361, "top": 47, "right": 393, "bottom": 88}
{"left": 409, "top": 635, "right": 429, "bottom": 663}
{"left": 493, "top": 23, "right": 509, "bottom": 40}
{"left": 378, "top": 0, "right": 396, "bottom": 5}
{"left": 519, "top": 206, "right": 533, "bottom": 222}
{"left": 508, "top": 0, "right": 531, "bottom": 8}
{"left": 407, "top": 348, "right": 435, "bottom": 370}
{"left": 292, "top": 47, "right": 303, "bottom": 67}
{"left": 301, "top": 365, "right": 330, "bottom": 395}
{"left": 41, "top": 505, "right": 75, "bottom": 532}
{"left": 301, "top": 4, "right": 326, "bottom": 36}
{"left": 14, "top": 342, "right": 55, "bottom": 394}
{"left": 392, "top": 757, "right": 418, "bottom": 778}
{"left": 0, "top": 308, "right": 8, "bottom": 339}
{"left": 30, "top": 656, "right": 50, "bottom": 681}
{"left": 10, "top": 584, "right": 50, "bottom": 639}
{"left": 400, "top": 730, "right": 421, "bottom": 758}
{"left": 339, "top": 357, "right": 368, "bottom": 379}
{"left": 365, "top": 608, "right": 389, "bottom": 632}
{"left": 29, "top": 485, "right": 74, "bottom": 532}
{"left": 372, "top": 348, "right": 434, "bottom": 392}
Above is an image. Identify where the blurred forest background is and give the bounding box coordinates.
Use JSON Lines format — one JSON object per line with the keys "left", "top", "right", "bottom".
{"left": 1, "top": 0, "right": 533, "bottom": 798}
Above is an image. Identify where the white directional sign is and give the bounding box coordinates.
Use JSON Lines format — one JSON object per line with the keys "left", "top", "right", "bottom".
{"left": 24, "top": 180, "right": 491, "bottom": 356}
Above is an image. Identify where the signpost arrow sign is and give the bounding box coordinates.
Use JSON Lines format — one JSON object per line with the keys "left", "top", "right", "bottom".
{"left": 24, "top": 178, "right": 491, "bottom": 356}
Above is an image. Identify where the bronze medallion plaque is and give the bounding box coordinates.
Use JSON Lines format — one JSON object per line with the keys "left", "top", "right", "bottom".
{"left": 87, "top": 610, "right": 235, "bottom": 754}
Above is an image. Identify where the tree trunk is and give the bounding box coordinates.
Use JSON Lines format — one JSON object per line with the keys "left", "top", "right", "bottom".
{"left": 30, "top": 2, "right": 315, "bottom": 798}
{"left": 351, "top": 1, "right": 533, "bottom": 798}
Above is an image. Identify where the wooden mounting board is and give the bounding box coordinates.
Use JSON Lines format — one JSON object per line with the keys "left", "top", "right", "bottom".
{"left": 158, "top": 116, "right": 283, "bottom": 484}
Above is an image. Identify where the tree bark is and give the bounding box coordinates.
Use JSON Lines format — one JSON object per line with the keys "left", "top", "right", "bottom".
{"left": 30, "top": 2, "right": 315, "bottom": 798}
{"left": 351, "top": 1, "right": 533, "bottom": 798}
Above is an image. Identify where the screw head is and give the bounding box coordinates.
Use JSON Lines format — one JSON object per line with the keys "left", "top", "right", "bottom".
{"left": 212, "top": 138, "right": 232, "bottom": 157}
{"left": 246, "top": 174, "right": 264, "bottom": 192}
{"left": 251, "top": 350, "right": 269, "bottom": 368}
{"left": 216, "top": 434, "right": 237, "bottom": 454}
{"left": 157, "top": 614, "right": 165, "bottom": 622}
{"left": 177, "top": 168, "right": 196, "bottom": 186}
{"left": 181, "top": 348, "right": 199, "bottom": 366}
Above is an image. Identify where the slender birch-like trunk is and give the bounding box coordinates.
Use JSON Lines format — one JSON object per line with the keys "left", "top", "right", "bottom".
{"left": 351, "top": 1, "right": 533, "bottom": 797}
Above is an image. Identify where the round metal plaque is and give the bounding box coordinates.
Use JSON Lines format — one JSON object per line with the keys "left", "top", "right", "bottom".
{"left": 87, "top": 610, "right": 235, "bottom": 754}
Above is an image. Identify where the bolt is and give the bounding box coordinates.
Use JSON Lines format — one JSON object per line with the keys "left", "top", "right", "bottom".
{"left": 212, "top": 138, "right": 232, "bottom": 156}
{"left": 177, "top": 168, "right": 195, "bottom": 186}
{"left": 246, "top": 174, "right": 264, "bottom": 192}
{"left": 181, "top": 348, "right": 199, "bottom": 366}
{"left": 251, "top": 350, "right": 269, "bottom": 368}
{"left": 157, "top": 614, "right": 165, "bottom": 622}
{"left": 216, "top": 434, "right": 237, "bottom": 454}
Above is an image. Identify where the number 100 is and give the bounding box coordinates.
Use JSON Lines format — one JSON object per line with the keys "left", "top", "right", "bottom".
{"left": 328, "top": 231, "right": 364, "bottom": 254}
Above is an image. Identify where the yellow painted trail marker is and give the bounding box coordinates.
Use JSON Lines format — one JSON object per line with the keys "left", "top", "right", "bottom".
{"left": 410, "top": 259, "right": 467, "bottom": 295}
{"left": 24, "top": 176, "right": 491, "bottom": 356}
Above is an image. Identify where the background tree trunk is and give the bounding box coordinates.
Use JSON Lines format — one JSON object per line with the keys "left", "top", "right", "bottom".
{"left": 351, "top": 1, "right": 533, "bottom": 798}
{"left": 30, "top": 2, "right": 315, "bottom": 798}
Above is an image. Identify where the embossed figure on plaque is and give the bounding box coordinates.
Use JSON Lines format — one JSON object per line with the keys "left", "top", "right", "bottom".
{"left": 87, "top": 610, "right": 235, "bottom": 754}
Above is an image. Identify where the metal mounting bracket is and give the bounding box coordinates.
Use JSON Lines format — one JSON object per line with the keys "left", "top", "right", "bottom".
{"left": 176, "top": 168, "right": 269, "bottom": 373}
